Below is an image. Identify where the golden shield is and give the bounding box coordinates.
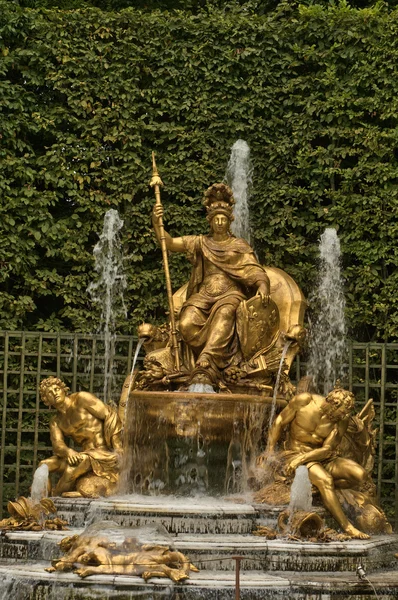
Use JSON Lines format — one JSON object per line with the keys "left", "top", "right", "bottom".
{"left": 236, "top": 296, "right": 280, "bottom": 361}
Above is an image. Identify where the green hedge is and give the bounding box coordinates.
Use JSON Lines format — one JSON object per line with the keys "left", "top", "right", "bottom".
{"left": 14, "top": 1, "right": 398, "bottom": 13}
{"left": 0, "top": 1, "right": 397, "bottom": 340}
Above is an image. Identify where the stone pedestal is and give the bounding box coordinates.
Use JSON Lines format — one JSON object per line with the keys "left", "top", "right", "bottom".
{"left": 1, "top": 496, "right": 398, "bottom": 599}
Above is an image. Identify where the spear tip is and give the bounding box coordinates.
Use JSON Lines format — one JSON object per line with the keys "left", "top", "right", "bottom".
{"left": 152, "top": 151, "right": 158, "bottom": 176}
{"left": 150, "top": 152, "right": 163, "bottom": 188}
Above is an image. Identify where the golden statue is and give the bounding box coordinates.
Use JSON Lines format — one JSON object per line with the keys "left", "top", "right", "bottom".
{"left": 255, "top": 385, "right": 392, "bottom": 538}
{"left": 131, "top": 178, "right": 306, "bottom": 394}
{"left": 153, "top": 183, "right": 271, "bottom": 386}
{"left": 47, "top": 525, "right": 199, "bottom": 583}
{"left": 0, "top": 497, "right": 68, "bottom": 532}
{"left": 39, "top": 377, "right": 122, "bottom": 497}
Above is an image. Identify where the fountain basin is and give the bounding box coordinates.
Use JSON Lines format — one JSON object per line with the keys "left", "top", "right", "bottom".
{"left": 2, "top": 495, "right": 398, "bottom": 573}
{"left": 122, "top": 391, "right": 286, "bottom": 496}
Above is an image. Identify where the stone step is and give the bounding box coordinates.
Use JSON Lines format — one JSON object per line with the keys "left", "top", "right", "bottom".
{"left": 0, "top": 562, "right": 398, "bottom": 599}
{"left": 2, "top": 528, "right": 398, "bottom": 573}
{"left": 53, "top": 495, "right": 261, "bottom": 534}
{"left": 174, "top": 532, "right": 398, "bottom": 572}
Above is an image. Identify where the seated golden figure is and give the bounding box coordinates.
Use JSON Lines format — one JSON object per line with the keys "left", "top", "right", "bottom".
{"left": 127, "top": 180, "right": 306, "bottom": 399}
{"left": 152, "top": 183, "right": 270, "bottom": 385}
{"left": 255, "top": 385, "right": 391, "bottom": 538}
{"left": 39, "top": 377, "right": 122, "bottom": 498}
{"left": 151, "top": 183, "right": 304, "bottom": 387}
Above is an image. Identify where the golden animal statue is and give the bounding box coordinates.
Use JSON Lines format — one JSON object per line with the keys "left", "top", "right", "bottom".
{"left": 47, "top": 523, "right": 199, "bottom": 583}
{"left": 125, "top": 169, "right": 306, "bottom": 400}
{"left": 39, "top": 377, "right": 123, "bottom": 498}
{"left": 254, "top": 385, "right": 392, "bottom": 539}
{"left": 0, "top": 497, "right": 68, "bottom": 532}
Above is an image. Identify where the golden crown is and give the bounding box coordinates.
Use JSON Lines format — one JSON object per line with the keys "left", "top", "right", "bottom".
{"left": 203, "top": 183, "right": 235, "bottom": 222}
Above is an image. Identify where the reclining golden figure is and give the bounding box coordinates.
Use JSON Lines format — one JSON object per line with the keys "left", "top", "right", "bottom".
{"left": 47, "top": 527, "right": 199, "bottom": 583}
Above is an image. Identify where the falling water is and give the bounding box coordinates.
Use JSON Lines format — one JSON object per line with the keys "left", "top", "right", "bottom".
{"left": 188, "top": 383, "right": 216, "bottom": 394}
{"left": 117, "top": 338, "right": 146, "bottom": 494}
{"left": 257, "top": 343, "right": 293, "bottom": 487}
{"left": 87, "top": 209, "right": 127, "bottom": 403}
{"left": 307, "top": 228, "right": 347, "bottom": 395}
{"left": 289, "top": 465, "right": 312, "bottom": 514}
{"left": 0, "top": 577, "right": 75, "bottom": 600}
{"left": 267, "top": 341, "right": 292, "bottom": 435}
{"left": 225, "top": 139, "right": 253, "bottom": 244}
{"left": 30, "top": 463, "right": 49, "bottom": 505}
{"left": 123, "top": 338, "right": 145, "bottom": 426}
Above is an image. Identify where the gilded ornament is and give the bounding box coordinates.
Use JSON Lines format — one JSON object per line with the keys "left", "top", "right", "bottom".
{"left": 0, "top": 497, "right": 68, "bottom": 532}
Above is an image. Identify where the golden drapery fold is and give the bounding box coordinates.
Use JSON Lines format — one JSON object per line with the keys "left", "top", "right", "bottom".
{"left": 183, "top": 235, "right": 269, "bottom": 299}
{"left": 83, "top": 406, "right": 122, "bottom": 484}
{"left": 179, "top": 235, "right": 270, "bottom": 377}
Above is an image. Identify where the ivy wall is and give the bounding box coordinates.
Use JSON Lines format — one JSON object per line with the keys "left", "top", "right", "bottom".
{"left": 1, "top": 1, "right": 397, "bottom": 340}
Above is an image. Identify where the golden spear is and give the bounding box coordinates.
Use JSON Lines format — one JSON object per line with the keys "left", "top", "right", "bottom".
{"left": 150, "top": 152, "right": 180, "bottom": 372}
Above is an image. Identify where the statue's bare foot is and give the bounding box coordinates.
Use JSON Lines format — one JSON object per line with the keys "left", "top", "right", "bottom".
{"left": 196, "top": 357, "right": 210, "bottom": 369}
{"left": 61, "top": 491, "right": 83, "bottom": 498}
{"left": 48, "top": 560, "right": 70, "bottom": 572}
{"left": 344, "top": 523, "right": 370, "bottom": 539}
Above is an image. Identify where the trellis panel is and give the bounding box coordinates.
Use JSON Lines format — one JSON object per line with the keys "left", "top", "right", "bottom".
{"left": 0, "top": 332, "right": 397, "bottom": 528}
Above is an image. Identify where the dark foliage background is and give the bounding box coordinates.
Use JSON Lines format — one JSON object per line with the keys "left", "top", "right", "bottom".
{"left": 13, "top": 0, "right": 398, "bottom": 13}
{"left": 1, "top": 0, "right": 397, "bottom": 340}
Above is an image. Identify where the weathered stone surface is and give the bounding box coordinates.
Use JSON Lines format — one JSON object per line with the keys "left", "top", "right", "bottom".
{"left": 53, "top": 495, "right": 258, "bottom": 534}
{"left": 1, "top": 529, "right": 397, "bottom": 573}
{"left": 1, "top": 497, "right": 397, "bottom": 599}
{"left": 0, "top": 564, "right": 398, "bottom": 599}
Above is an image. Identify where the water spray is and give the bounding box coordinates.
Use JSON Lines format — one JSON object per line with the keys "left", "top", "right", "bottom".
{"left": 307, "top": 228, "right": 347, "bottom": 394}
{"left": 226, "top": 139, "right": 253, "bottom": 244}
{"left": 87, "top": 209, "right": 127, "bottom": 403}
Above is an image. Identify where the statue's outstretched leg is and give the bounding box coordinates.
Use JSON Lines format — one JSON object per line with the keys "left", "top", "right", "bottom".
{"left": 308, "top": 463, "right": 369, "bottom": 539}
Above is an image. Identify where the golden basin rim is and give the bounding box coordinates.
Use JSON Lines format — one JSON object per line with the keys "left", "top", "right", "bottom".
{"left": 130, "top": 391, "right": 287, "bottom": 407}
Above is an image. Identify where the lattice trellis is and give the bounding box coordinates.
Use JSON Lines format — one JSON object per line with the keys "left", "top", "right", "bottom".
{"left": 0, "top": 331, "right": 141, "bottom": 515}
{"left": 0, "top": 332, "right": 397, "bottom": 527}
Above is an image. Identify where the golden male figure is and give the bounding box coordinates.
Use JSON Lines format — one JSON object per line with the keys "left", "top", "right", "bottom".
{"left": 266, "top": 386, "right": 370, "bottom": 539}
{"left": 152, "top": 183, "right": 270, "bottom": 384}
{"left": 39, "top": 377, "right": 122, "bottom": 497}
{"left": 75, "top": 545, "right": 199, "bottom": 582}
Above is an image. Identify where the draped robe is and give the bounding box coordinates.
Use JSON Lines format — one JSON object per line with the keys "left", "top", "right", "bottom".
{"left": 179, "top": 234, "right": 269, "bottom": 375}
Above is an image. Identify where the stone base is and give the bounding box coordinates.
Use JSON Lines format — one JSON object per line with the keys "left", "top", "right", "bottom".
{"left": 2, "top": 528, "right": 398, "bottom": 574}
{"left": 1, "top": 564, "right": 398, "bottom": 599}
{"left": 1, "top": 496, "right": 398, "bottom": 599}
